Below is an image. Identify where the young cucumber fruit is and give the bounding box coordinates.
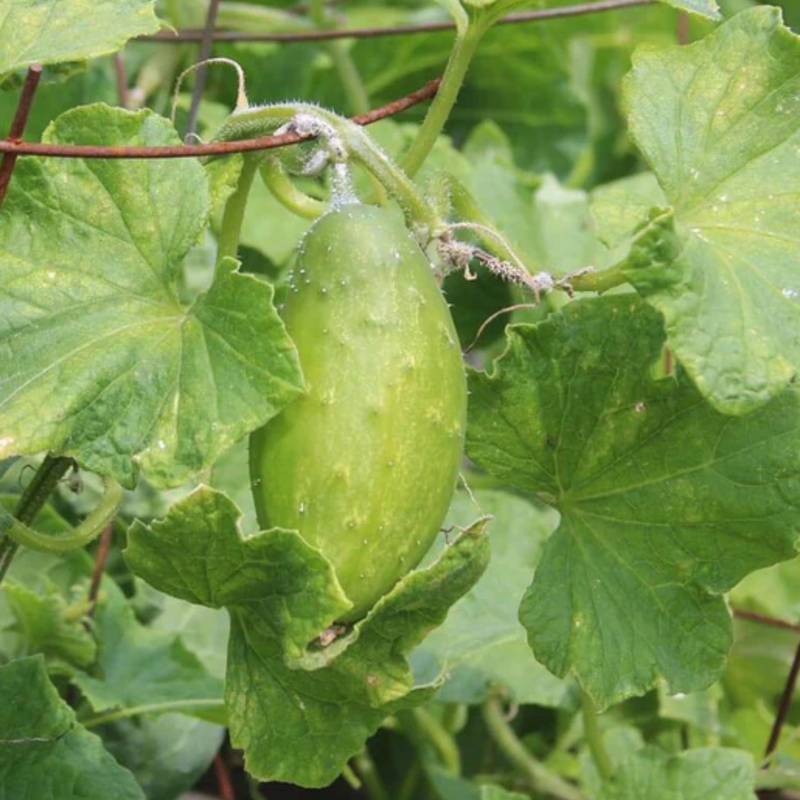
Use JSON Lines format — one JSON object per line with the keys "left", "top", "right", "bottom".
{"left": 249, "top": 204, "right": 466, "bottom": 622}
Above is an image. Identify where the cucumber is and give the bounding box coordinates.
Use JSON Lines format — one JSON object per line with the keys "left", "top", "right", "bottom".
{"left": 249, "top": 203, "right": 466, "bottom": 621}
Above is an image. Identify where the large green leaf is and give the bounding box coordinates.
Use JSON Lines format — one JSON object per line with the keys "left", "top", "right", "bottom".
{"left": 0, "top": 0, "right": 159, "bottom": 79}
{"left": 125, "top": 486, "right": 489, "bottom": 787}
{"left": 467, "top": 296, "right": 800, "bottom": 709}
{"left": 597, "top": 747, "right": 755, "bottom": 800}
{"left": 622, "top": 7, "right": 800, "bottom": 414}
{"left": 414, "top": 490, "right": 569, "bottom": 706}
{"left": 0, "top": 105, "right": 303, "bottom": 488}
{"left": 0, "top": 655, "right": 145, "bottom": 800}
{"left": 71, "top": 580, "right": 225, "bottom": 724}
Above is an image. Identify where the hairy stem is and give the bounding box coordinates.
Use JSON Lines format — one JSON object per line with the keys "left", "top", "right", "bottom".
{"left": 217, "top": 155, "right": 259, "bottom": 262}
{"left": 435, "top": 173, "right": 540, "bottom": 270}
{"left": 483, "top": 697, "right": 586, "bottom": 800}
{"left": 0, "top": 454, "right": 73, "bottom": 583}
{"left": 215, "top": 104, "right": 440, "bottom": 234}
{"left": 581, "top": 692, "right": 614, "bottom": 781}
{"left": 568, "top": 262, "right": 628, "bottom": 293}
{"left": 260, "top": 158, "right": 326, "bottom": 219}
{"left": 401, "top": 21, "right": 485, "bottom": 178}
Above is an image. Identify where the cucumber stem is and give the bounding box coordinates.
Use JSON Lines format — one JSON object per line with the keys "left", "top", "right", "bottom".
{"left": 215, "top": 105, "right": 441, "bottom": 235}
{"left": 260, "top": 157, "right": 326, "bottom": 220}
{"left": 483, "top": 696, "right": 586, "bottom": 800}
{"left": 401, "top": 21, "right": 485, "bottom": 178}
{"left": 581, "top": 691, "right": 614, "bottom": 781}
{"left": 397, "top": 707, "right": 462, "bottom": 774}
{"left": 217, "top": 156, "right": 259, "bottom": 263}
{"left": 352, "top": 749, "right": 389, "bottom": 800}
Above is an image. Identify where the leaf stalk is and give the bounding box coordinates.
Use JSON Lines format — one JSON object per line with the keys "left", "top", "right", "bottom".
{"left": 482, "top": 696, "right": 586, "bottom": 800}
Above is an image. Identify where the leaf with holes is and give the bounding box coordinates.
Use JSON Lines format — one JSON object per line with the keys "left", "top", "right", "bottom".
{"left": 125, "top": 486, "right": 489, "bottom": 787}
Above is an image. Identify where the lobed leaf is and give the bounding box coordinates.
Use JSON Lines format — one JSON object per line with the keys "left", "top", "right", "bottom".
{"left": 71, "top": 580, "right": 225, "bottom": 725}
{"left": 125, "top": 486, "right": 489, "bottom": 787}
{"left": 467, "top": 295, "right": 800, "bottom": 708}
{"left": 0, "top": 0, "right": 160, "bottom": 79}
{"left": 597, "top": 747, "right": 755, "bottom": 800}
{"left": 0, "top": 105, "right": 304, "bottom": 488}
{"left": 623, "top": 7, "right": 800, "bottom": 413}
{"left": 0, "top": 655, "right": 145, "bottom": 800}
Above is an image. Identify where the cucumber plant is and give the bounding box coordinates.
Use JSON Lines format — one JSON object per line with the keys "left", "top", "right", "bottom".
{"left": 1, "top": 1, "right": 800, "bottom": 799}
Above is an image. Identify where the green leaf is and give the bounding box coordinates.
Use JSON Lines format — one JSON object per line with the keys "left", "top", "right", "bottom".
{"left": 0, "top": 0, "right": 160, "bottom": 79}
{"left": 591, "top": 172, "right": 668, "bottom": 248}
{"left": 730, "top": 555, "right": 800, "bottom": 622}
{"left": 3, "top": 580, "right": 96, "bottom": 670}
{"left": 623, "top": 7, "right": 800, "bottom": 414}
{"left": 654, "top": 0, "right": 721, "bottom": 20}
{"left": 151, "top": 595, "right": 229, "bottom": 680}
{"left": 71, "top": 579, "right": 224, "bottom": 724}
{"left": 0, "top": 515, "right": 93, "bottom": 662}
{"left": 597, "top": 747, "right": 755, "bottom": 800}
{"left": 125, "top": 486, "right": 352, "bottom": 659}
{"left": 580, "top": 726, "right": 646, "bottom": 798}
{"left": 414, "top": 490, "right": 569, "bottom": 706}
{"left": 99, "top": 714, "right": 224, "bottom": 800}
{"left": 428, "top": 769, "right": 528, "bottom": 800}
{"left": 0, "top": 105, "right": 304, "bottom": 488}
{"left": 125, "top": 486, "right": 490, "bottom": 787}
{"left": 467, "top": 296, "right": 800, "bottom": 709}
{"left": 0, "top": 655, "right": 145, "bottom": 800}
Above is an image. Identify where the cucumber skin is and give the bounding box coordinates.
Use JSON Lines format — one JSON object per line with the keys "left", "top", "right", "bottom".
{"left": 249, "top": 204, "right": 466, "bottom": 622}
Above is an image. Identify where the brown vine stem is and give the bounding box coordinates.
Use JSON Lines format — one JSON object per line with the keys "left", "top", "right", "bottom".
{"left": 0, "top": 78, "right": 440, "bottom": 160}
{"left": 765, "top": 638, "right": 800, "bottom": 759}
{"left": 677, "top": 10, "right": 690, "bottom": 44}
{"left": 113, "top": 54, "right": 130, "bottom": 109}
{"left": 138, "top": 0, "right": 653, "bottom": 43}
{"left": 0, "top": 65, "right": 43, "bottom": 210}
{"left": 732, "top": 608, "right": 800, "bottom": 635}
{"left": 86, "top": 525, "right": 114, "bottom": 619}
{"left": 185, "top": 0, "right": 221, "bottom": 138}
{"left": 214, "top": 752, "right": 236, "bottom": 800}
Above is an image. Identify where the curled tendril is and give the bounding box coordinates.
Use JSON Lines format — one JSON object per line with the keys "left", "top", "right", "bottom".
{"left": 0, "top": 476, "right": 123, "bottom": 554}
{"left": 171, "top": 57, "right": 249, "bottom": 125}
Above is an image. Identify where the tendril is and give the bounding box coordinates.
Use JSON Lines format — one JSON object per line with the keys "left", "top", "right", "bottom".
{"left": 0, "top": 476, "right": 123, "bottom": 554}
